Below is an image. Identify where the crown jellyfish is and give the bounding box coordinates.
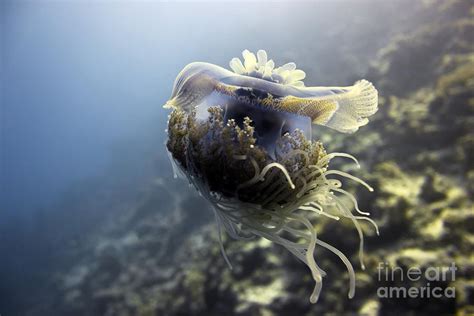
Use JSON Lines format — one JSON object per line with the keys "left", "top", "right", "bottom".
{"left": 164, "top": 49, "right": 380, "bottom": 303}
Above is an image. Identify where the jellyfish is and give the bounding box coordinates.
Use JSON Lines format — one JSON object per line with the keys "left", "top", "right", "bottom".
{"left": 164, "top": 49, "right": 379, "bottom": 303}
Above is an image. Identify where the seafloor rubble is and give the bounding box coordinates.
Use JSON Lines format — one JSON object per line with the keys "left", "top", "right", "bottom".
{"left": 39, "top": 1, "right": 473, "bottom": 315}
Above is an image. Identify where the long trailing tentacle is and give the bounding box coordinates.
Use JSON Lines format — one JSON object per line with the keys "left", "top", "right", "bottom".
{"left": 212, "top": 207, "right": 233, "bottom": 270}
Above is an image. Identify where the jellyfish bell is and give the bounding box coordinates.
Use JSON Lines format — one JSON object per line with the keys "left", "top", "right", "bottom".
{"left": 164, "top": 49, "right": 379, "bottom": 303}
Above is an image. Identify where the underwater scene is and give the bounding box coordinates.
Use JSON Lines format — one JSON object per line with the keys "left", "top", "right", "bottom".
{"left": 1, "top": 0, "right": 473, "bottom": 315}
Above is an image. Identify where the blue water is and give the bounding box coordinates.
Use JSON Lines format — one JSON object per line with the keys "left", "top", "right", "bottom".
{"left": 0, "top": 1, "right": 413, "bottom": 314}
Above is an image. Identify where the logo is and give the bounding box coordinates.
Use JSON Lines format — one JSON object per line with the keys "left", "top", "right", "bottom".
{"left": 376, "top": 262, "right": 457, "bottom": 298}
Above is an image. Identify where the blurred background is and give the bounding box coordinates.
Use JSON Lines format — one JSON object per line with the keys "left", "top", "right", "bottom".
{"left": 1, "top": 0, "right": 473, "bottom": 315}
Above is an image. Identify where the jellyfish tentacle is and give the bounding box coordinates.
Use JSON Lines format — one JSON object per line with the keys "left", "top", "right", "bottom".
{"left": 332, "top": 195, "right": 367, "bottom": 270}
{"left": 299, "top": 204, "right": 340, "bottom": 221}
{"left": 318, "top": 152, "right": 360, "bottom": 168}
{"left": 289, "top": 213, "right": 324, "bottom": 303}
{"left": 324, "top": 170, "right": 374, "bottom": 192}
{"left": 237, "top": 156, "right": 261, "bottom": 190}
{"left": 354, "top": 216, "right": 380, "bottom": 235}
{"left": 316, "top": 238, "right": 356, "bottom": 299}
{"left": 213, "top": 207, "right": 233, "bottom": 270}
{"left": 332, "top": 187, "right": 370, "bottom": 216}
{"left": 259, "top": 162, "right": 296, "bottom": 189}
